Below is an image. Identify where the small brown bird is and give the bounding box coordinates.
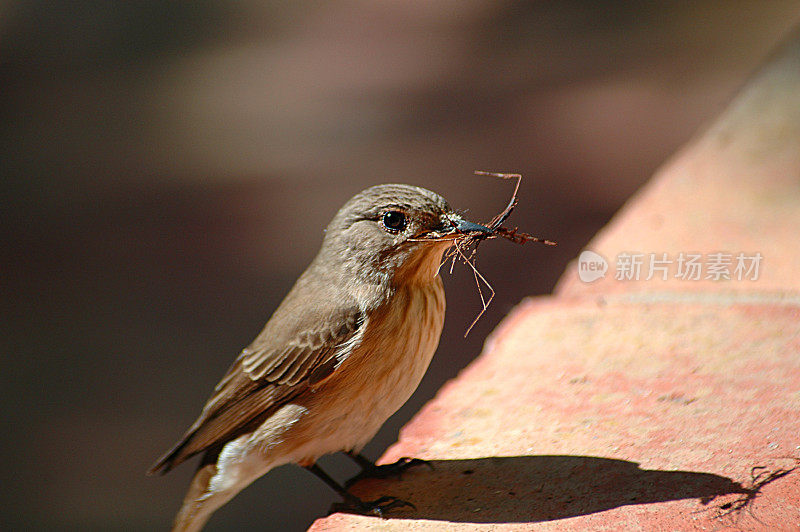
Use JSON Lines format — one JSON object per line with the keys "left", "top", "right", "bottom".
{"left": 149, "top": 184, "right": 493, "bottom": 531}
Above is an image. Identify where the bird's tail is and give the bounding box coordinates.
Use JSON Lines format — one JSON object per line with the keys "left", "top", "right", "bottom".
{"left": 170, "top": 461, "right": 252, "bottom": 532}
{"left": 169, "top": 445, "right": 278, "bottom": 532}
{"left": 170, "top": 463, "right": 221, "bottom": 532}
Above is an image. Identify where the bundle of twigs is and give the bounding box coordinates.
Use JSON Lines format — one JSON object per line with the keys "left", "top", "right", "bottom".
{"left": 444, "top": 171, "right": 557, "bottom": 336}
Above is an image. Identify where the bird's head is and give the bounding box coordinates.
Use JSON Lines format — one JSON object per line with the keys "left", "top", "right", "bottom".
{"left": 319, "top": 184, "right": 491, "bottom": 286}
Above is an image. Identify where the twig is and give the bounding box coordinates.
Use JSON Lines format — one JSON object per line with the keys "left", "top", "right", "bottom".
{"left": 426, "top": 171, "right": 558, "bottom": 335}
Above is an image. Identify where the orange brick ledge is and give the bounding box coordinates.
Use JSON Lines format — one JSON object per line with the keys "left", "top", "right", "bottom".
{"left": 311, "top": 28, "right": 800, "bottom": 531}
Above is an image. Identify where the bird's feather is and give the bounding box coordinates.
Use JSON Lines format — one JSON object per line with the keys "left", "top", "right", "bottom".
{"left": 148, "top": 280, "right": 365, "bottom": 474}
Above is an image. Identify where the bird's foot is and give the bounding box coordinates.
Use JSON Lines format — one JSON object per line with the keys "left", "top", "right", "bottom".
{"left": 330, "top": 495, "right": 415, "bottom": 518}
{"left": 345, "top": 456, "right": 432, "bottom": 488}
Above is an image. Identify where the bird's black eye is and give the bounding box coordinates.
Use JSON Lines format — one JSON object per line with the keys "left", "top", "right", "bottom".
{"left": 381, "top": 210, "right": 407, "bottom": 233}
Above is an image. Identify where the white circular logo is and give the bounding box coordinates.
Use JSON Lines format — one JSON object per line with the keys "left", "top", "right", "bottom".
{"left": 577, "top": 250, "right": 608, "bottom": 283}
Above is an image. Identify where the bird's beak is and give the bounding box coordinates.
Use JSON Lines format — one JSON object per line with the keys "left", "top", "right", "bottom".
{"left": 447, "top": 214, "right": 493, "bottom": 235}
{"left": 420, "top": 214, "right": 494, "bottom": 240}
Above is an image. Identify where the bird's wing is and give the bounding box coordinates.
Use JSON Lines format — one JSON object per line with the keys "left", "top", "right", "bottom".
{"left": 149, "top": 301, "right": 364, "bottom": 475}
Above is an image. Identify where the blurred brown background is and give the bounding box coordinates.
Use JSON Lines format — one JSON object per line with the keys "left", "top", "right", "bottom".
{"left": 2, "top": 2, "right": 798, "bottom": 530}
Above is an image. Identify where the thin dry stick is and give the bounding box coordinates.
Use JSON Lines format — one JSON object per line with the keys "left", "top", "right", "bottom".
{"left": 495, "top": 226, "right": 557, "bottom": 246}
{"left": 451, "top": 238, "right": 496, "bottom": 337}
{"left": 474, "top": 171, "right": 557, "bottom": 246}
{"left": 474, "top": 171, "right": 522, "bottom": 231}
{"left": 456, "top": 241, "right": 486, "bottom": 310}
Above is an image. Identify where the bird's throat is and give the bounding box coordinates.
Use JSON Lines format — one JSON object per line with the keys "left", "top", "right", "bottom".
{"left": 392, "top": 241, "right": 452, "bottom": 286}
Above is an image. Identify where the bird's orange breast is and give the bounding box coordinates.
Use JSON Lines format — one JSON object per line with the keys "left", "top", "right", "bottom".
{"left": 292, "top": 275, "right": 446, "bottom": 456}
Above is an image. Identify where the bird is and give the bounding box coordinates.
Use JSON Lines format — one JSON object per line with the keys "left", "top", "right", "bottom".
{"left": 149, "top": 183, "right": 493, "bottom": 531}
